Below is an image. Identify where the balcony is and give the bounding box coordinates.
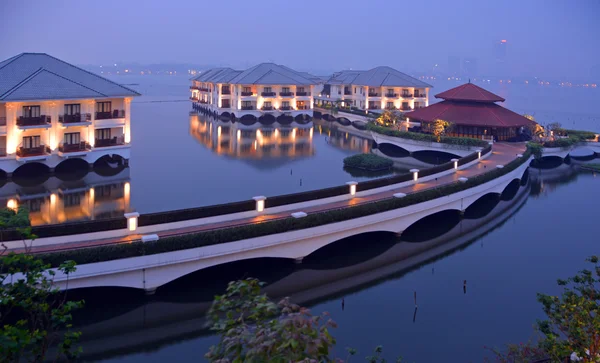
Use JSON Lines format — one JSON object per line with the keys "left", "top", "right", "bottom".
{"left": 17, "top": 145, "right": 51, "bottom": 158}
{"left": 414, "top": 93, "right": 426, "bottom": 98}
{"left": 0, "top": 148, "right": 6, "bottom": 157}
{"left": 221, "top": 89, "right": 231, "bottom": 95}
{"left": 261, "top": 106, "right": 274, "bottom": 111}
{"left": 95, "top": 136, "right": 125, "bottom": 148}
{"left": 296, "top": 91, "right": 310, "bottom": 96}
{"left": 17, "top": 115, "right": 51, "bottom": 127}
{"left": 368, "top": 93, "right": 381, "bottom": 97}
{"left": 279, "top": 92, "right": 294, "bottom": 97}
{"left": 190, "top": 86, "right": 199, "bottom": 91}
{"left": 199, "top": 87, "right": 210, "bottom": 92}
{"left": 296, "top": 105, "right": 309, "bottom": 110}
{"left": 0, "top": 117, "right": 6, "bottom": 126}
{"left": 190, "top": 96, "right": 199, "bottom": 101}
{"left": 59, "top": 142, "right": 92, "bottom": 154}
{"left": 385, "top": 93, "right": 398, "bottom": 98}
{"left": 344, "top": 90, "right": 352, "bottom": 95}
{"left": 95, "top": 110, "right": 125, "bottom": 120}
{"left": 279, "top": 106, "right": 292, "bottom": 111}
{"left": 385, "top": 106, "right": 397, "bottom": 110}
{"left": 401, "top": 93, "right": 413, "bottom": 98}
{"left": 400, "top": 106, "right": 413, "bottom": 111}
{"left": 59, "top": 113, "right": 92, "bottom": 124}
{"left": 261, "top": 92, "right": 276, "bottom": 97}
{"left": 241, "top": 105, "right": 255, "bottom": 110}
{"left": 241, "top": 91, "right": 255, "bottom": 96}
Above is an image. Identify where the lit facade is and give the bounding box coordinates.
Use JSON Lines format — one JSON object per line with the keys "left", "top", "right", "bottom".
{"left": 0, "top": 53, "right": 140, "bottom": 174}
{"left": 190, "top": 63, "right": 321, "bottom": 120}
{"left": 315, "top": 66, "right": 432, "bottom": 112}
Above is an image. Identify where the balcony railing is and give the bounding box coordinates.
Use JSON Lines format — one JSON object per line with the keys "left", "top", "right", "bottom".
{"left": 59, "top": 113, "right": 92, "bottom": 124}
{"left": 241, "top": 105, "right": 255, "bottom": 110}
{"left": 220, "top": 104, "right": 231, "bottom": 109}
{"left": 17, "top": 115, "right": 51, "bottom": 127}
{"left": 344, "top": 90, "right": 352, "bottom": 95}
{"left": 368, "top": 93, "right": 381, "bottom": 97}
{"left": 400, "top": 106, "right": 413, "bottom": 111}
{"left": 279, "top": 106, "right": 292, "bottom": 110}
{"left": 190, "top": 86, "right": 199, "bottom": 91}
{"left": 0, "top": 117, "right": 6, "bottom": 126}
{"left": 296, "top": 91, "right": 310, "bottom": 96}
{"left": 368, "top": 106, "right": 381, "bottom": 110}
{"left": 221, "top": 89, "right": 231, "bottom": 95}
{"left": 261, "top": 92, "right": 276, "bottom": 97}
{"left": 95, "top": 110, "right": 125, "bottom": 120}
{"left": 385, "top": 93, "right": 398, "bottom": 98}
{"left": 190, "top": 96, "right": 199, "bottom": 101}
{"left": 17, "top": 145, "right": 50, "bottom": 157}
{"left": 95, "top": 136, "right": 125, "bottom": 148}
{"left": 59, "top": 142, "right": 92, "bottom": 153}
{"left": 414, "top": 93, "right": 426, "bottom": 98}
{"left": 279, "top": 92, "right": 294, "bottom": 97}
{"left": 199, "top": 87, "right": 210, "bottom": 92}
{"left": 296, "top": 105, "right": 309, "bottom": 110}
{"left": 261, "top": 106, "right": 274, "bottom": 111}
{"left": 241, "top": 91, "right": 254, "bottom": 96}
{"left": 401, "top": 93, "right": 413, "bottom": 98}
{"left": 385, "top": 106, "right": 397, "bottom": 110}
{"left": 0, "top": 148, "right": 6, "bottom": 157}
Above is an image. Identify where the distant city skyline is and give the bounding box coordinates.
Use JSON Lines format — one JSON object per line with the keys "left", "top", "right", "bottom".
{"left": 3, "top": 0, "right": 597, "bottom": 80}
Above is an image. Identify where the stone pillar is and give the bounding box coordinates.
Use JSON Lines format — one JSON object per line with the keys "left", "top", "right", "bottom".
{"left": 6, "top": 103, "right": 18, "bottom": 154}
{"left": 124, "top": 98, "right": 132, "bottom": 144}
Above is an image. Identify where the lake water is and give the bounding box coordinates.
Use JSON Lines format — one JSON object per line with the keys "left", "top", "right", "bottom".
{"left": 41, "top": 75, "right": 600, "bottom": 362}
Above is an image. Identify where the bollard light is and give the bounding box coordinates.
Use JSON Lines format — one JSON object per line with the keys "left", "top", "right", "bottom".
{"left": 291, "top": 211, "right": 307, "bottom": 219}
{"left": 410, "top": 169, "right": 419, "bottom": 182}
{"left": 346, "top": 181, "right": 358, "bottom": 196}
{"left": 393, "top": 193, "right": 407, "bottom": 198}
{"left": 451, "top": 158, "right": 459, "bottom": 170}
{"left": 516, "top": 154, "right": 523, "bottom": 158}
{"left": 141, "top": 234, "right": 159, "bottom": 243}
{"left": 476, "top": 148, "right": 482, "bottom": 159}
{"left": 124, "top": 212, "right": 140, "bottom": 232}
{"left": 496, "top": 165, "right": 504, "bottom": 169}
{"left": 253, "top": 196, "right": 266, "bottom": 212}
{"left": 458, "top": 177, "right": 469, "bottom": 183}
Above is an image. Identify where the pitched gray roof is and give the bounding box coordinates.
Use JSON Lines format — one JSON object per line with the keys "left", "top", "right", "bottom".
{"left": 0, "top": 53, "right": 140, "bottom": 101}
{"left": 327, "top": 66, "right": 432, "bottom": 88}
{"left": 193, "top": 68, "right": 241, "bottom": 83}
{"left": 229, "top": 63, "right": 317, "bottom": 85}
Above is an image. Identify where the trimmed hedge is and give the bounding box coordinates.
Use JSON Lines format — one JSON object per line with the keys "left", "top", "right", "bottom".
{"left": 367, "top": 123, "right": 490, "bottom": 148}
{"left": 265, "top": 185, "right": 348, "bottom": 208}
{"left": 138, "top": 200, "right": 256, "bottom": 226}
{"left": 38, "top": 148, "right": 530, "bottom": 267}
{"left": 343, "top": 154, "right": 393, "bottom": 171}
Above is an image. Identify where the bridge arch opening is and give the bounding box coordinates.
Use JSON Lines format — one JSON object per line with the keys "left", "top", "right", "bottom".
{"left": 400, "top": 210, "right": 462, "bottom": 242}
{"left": 530, "top": 156, "right": 564, "bottom": 169}
{"left": 0, "top": 169, "right": 7, "bottom": 181}
{"left": 377, "top": 143, "right": 410, "bottom": 158}
{"left": 220, "top": 111, "right": 232, "bottom": 120}
{"left": 93, "top": 155, "right": 126, "bottom": 177}
{"left": 66, "top": 286, "right": 146, "bottom": 326}
{"left": 12, "top": 163, "right": 51, "bottom": 186}
{"left": 276, "top": 115, "right": 294, "bottom": 125}
{"left": 336, "top": 117, "right": 351, "bottom": 126}
{"left": 259, "top": 114, "right": 276, "bottom": 125}
{"left": 500, "top": 179, "right": 521, "bottom": 201}
{"left": 55, "top": 158, "right": 90, "bottom": 180}
{"left": 520, "top": 168, "right": 530, "bottom": 186}
{"left": 239, "top": 115, "right": 257, "bottom": 125}
{"left": 303, "top": 231, "right": 399, "bottom": 269}
{"left": 158, "top": 257, "right": 297, "bottom": 302}
{"left": 464, "top": 193, "right": 501, "bottom": 219}
{"left": 351, "top": 121, "right": 367, "bottom": 130}
{"left": 411, "top": 150, "right": 461, "bottom": 164}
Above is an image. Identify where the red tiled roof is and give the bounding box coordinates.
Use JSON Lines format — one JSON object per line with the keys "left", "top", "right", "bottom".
{"left": 435, "top": 83, "right": 505, "bottom": 103}
{"left": 406, "top": 100, "right": 537, "bottom": 128}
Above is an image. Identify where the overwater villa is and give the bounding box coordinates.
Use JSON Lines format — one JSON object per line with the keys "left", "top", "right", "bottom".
{"left": 315, "top": 66, "right": 432, "bottom": 112}
{"left": 190, "top": 63, "right": 321, "bottom": 122}
{"left": 0, "top": 53, "right": 140, "bottom": 176}
{"left": 405, "top": 82, "right": 537, "bottom": 141}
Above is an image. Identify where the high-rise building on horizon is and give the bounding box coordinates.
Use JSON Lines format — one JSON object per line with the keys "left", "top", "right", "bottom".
{"left": 494, "top": 39, "right": 507, "bottom": 62}
{"left": 462, "top": 57, "right": 478, "bottom": 77}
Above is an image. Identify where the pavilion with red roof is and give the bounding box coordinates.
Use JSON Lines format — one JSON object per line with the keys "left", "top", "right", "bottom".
{"left": 406, "top": 82, "right": 537, "bottom": 141}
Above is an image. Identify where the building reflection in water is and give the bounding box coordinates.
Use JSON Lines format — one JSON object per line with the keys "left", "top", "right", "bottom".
{"left": 189, "top": 113, "right": 316, "bottom": 160}
{"left": 315, "top": 123, "right": 372, "bottom": 154}
{"left": 0, "top": 168, "right": 131, "bottom": 226}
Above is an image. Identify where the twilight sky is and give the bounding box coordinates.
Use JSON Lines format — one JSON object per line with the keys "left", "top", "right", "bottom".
{"left": 0, "top": 0, "right": 598, "bottom": 78}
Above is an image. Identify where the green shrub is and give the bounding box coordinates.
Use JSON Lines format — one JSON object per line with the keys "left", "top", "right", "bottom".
{"left": 343, "top": 153, "right": 394, "bottom": 171}
{"left": 366, "top": 123, "right": 489, "bottom": 147}
{"left": 37, "top": 149, "right": 531, "bottom": 268}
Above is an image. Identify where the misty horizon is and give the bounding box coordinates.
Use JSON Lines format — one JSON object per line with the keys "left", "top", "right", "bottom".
{"left": 1, "top": 0, "right": 599, "bottom": 79}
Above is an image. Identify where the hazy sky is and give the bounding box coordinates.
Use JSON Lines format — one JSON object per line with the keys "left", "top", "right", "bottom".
{"left": 1, "top": 0, "right": 598, "bottom": 78}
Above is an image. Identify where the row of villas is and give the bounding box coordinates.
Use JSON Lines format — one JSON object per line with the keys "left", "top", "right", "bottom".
{"left": 190, "top": 63, "right": 322, "bottom": 122}
{"left": 0, "top": 53, "right": 139, "bottom": 175}
{"left": 190, "top": 64, "right": 432, "bottom": 120}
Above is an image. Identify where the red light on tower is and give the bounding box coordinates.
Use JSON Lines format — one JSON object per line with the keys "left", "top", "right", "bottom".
{"left": 501, "top": 39, "right": 507, "bottom": 43}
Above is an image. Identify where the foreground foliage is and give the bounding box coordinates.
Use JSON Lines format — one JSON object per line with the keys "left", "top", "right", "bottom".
{"left": 0, "top": 207, "right": 84, "bottom": 362}
{"left": 489, "top": 256, "right": 600, "bottom": 362}
{"left": 206, "top": 279, "right": 402, "bottom": 362}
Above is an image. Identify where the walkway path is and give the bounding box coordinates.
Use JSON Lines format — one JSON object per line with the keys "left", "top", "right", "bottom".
{"left": 16, "top": 143, "right": 526, "bottom": 255}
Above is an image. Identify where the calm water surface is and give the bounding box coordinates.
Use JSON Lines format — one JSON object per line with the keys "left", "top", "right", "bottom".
{"left": 44, "top": 76, "right": 600, "bottom": 362}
